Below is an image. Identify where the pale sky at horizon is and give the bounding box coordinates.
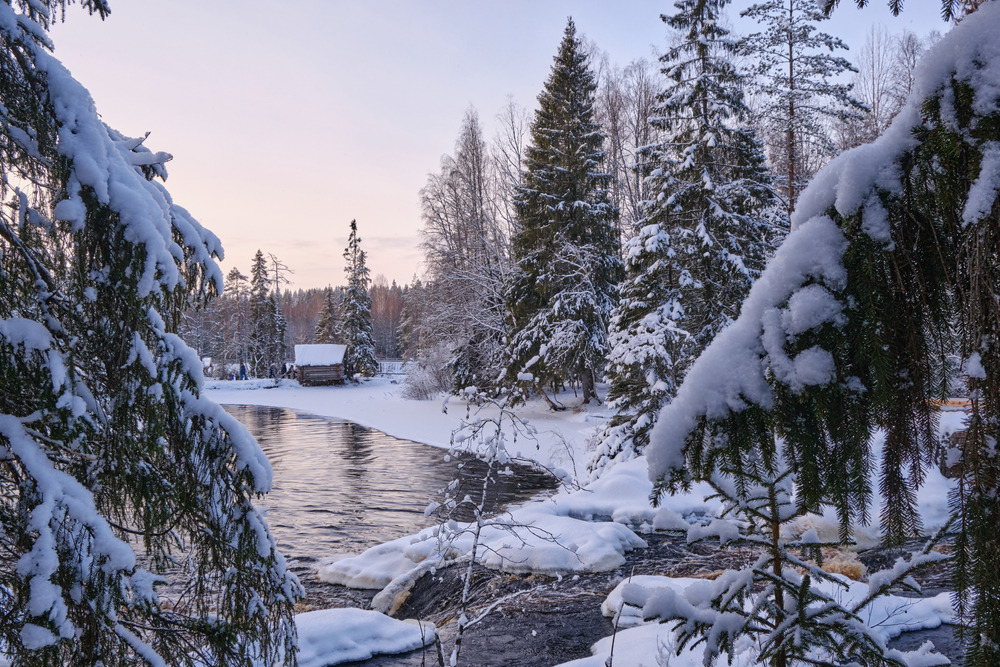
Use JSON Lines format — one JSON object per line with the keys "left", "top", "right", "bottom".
{"left": 49, "top": 0, "right": 946, "bottom": 290}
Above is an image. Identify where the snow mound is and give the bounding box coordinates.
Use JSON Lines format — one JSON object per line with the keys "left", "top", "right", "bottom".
{"left": 601, "top": 576, "right": 705, "bottom": 627}
{"left": 294, "top": 609, "right": 436, "bottom": 667}
{"left": 318, "top": 503, "right": 647, "bottom": 593}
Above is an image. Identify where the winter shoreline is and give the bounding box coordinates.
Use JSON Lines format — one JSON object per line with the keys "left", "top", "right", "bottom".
{"left": 206, "top": 379, "right": 964, "bottom": 666}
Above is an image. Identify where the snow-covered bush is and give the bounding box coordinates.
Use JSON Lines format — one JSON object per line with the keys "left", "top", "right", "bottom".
{"left": 627, "top": 463, "right": 949, "bottom": 667}
{"left": 401, "top": 345, "right": 453, "bottom": 400}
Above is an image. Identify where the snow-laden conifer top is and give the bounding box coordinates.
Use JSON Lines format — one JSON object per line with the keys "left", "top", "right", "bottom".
{"left": 646, "top": 1, "right": 1000, "bottom": 483}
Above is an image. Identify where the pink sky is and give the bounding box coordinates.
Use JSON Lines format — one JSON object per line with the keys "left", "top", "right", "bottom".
{"left": 49, "top": 0, "right": 944, "bottom": 290}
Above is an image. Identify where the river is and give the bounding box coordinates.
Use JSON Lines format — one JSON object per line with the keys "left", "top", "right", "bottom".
{"left": 225, "top": 404, "right": 966, "bottom": 667}
{"left": 224, "top": 405, "right": 558, "bottom": 581}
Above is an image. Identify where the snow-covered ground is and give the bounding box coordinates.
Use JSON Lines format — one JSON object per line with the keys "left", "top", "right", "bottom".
{"left": 206, "top": 378, "right": 961, "bottom": 666}
{"left": 555, "top": 574, "right": 953, "bottom": 667}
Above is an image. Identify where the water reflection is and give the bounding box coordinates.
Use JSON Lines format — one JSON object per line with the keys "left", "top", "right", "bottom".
{"left": 224, "top": 405, "right": 558, "bottom": 578}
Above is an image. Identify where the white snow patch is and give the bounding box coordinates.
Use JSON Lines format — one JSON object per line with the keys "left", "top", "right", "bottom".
{"left": 293, "top": 609, "right": 437, "bottom": 667}
{"left": 961, "top": 352, "right": 987, "bottom": 380}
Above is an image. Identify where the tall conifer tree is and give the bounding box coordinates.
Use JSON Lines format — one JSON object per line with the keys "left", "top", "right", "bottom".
{"left": 504, "top": 19, "right": 623, "bottom": 406}
{"left": 342, "top": 220, "right": 378, "bottom": 377}
{"left": 740, "top": 0, "right": 863, "bottom": 219}
{"left": 248, "top": 249, "right": 280, "bottom": 376}
{"left": 593, "top": 0, "right": 775, "bottom": 475}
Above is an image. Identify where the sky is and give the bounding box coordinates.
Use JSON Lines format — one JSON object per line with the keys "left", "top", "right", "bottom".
{"left": 49, "top": 0, "right": 946, "bottom": 290}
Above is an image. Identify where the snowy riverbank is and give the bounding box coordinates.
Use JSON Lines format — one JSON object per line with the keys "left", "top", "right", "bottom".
{"left": 205, "top": 377, "right": 960, "bottom": 548}
{"left": 205, "top": 378, "right": 963, "bottom": 666}
{"left": 205, "top": 377, "right": 604, "bottom": 472}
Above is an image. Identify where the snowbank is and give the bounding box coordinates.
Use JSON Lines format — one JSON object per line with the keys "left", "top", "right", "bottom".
{"left": 293, "top": 609, "right": 436, "bottom": 667}
{"left": 559, "top": 575, "right": 953, "bottom": 667}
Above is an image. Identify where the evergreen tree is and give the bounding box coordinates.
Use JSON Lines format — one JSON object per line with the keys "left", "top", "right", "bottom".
{"left": 0, "top": 3, "right": 300, "bottom": 665}
{"left": 247, "top": 249, "right": 281, "bottom": 377}
{"left": 646, "top": 7, "right": 1000, "bottom": 664}
{"left": 592, "top": 0, "right": 776, "bottom": 476}
{"left": 504, "top": 19, "right": 624, "bottom": 406}
{"left": 223, "top": 266, "right": 250, "bottom": 372}
{"left": 314, "top": 285, "right": 342, "bottom": 344}
{"left": 341, "top": 220, "right": 378, "bottom": 377}
{"left": 740, "top": 0, "right": 863, "bottom": 220}
{"left": 272, "top": 290, "right": 287, "bottom": 374}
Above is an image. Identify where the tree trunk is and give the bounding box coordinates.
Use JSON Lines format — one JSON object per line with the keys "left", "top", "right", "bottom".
{"left": 581, "top": 368, "right": 600, "bottom": 405}
{"left": 534, "top": 381, "right": 565, "bottom": 411}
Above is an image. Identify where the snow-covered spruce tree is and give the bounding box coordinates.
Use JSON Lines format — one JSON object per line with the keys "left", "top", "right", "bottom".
{"left": 222, "top": 266, "right": 250, "bottom": 372}
{"left": 272, "top": 290, "right": 287, "bottom": 371}
{"left": 0, "top": 2, "right": 300, "bottom": 665}
{"left": 646, "top": 7, "right": 1000, "bottom": 665}
{"left": 504, "top": 19, "right": 623, "bottom": 407}
{"left": 314, "top": 285, "right": 342, "bottom": 344}
{"left": 341, "top": 220, "right": 378, "bottom": 377}
{"left": 248, "top": 249, "right": 281, "bottom": 377}
{"left": 740, "top": 0, "right": 863, "bottom": 221}
{"left": 592, "top": 0, "right": 775, "bottom": 476}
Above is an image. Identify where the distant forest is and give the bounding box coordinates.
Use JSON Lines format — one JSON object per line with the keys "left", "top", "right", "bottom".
{"left": 180, "top": 262, "right": 404, "bottom": 378}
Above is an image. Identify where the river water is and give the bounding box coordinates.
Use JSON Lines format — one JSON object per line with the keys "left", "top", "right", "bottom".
{"left": 224, "top": 405, "right": 558, "bottom": 581}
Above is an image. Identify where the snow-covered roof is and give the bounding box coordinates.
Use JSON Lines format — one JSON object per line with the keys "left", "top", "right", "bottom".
{"left": 295, "top": 344, "right": 347, "bottom": 366}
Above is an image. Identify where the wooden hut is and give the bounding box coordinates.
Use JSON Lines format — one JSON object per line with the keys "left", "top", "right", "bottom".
{"left": 294, "top": 344, "right": 347, "bottom": 385}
